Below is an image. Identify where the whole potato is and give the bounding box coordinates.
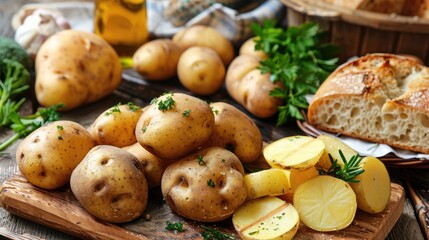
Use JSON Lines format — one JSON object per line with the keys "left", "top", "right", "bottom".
{"left": 204, "top": 102, "right": 263, "bottom": 163}
{"left": 172, "top": 25, "right": 235, "bottom": 66}
{"left": 161, "top": 147, "right": 247, "bottom": 222}
{"left": 177, "top": 46, "right": 225, "bottom": 96}
{"left": 35, "top": 30, "right": 122, "bottom": 111}
{"left": 226, "top": 55, "right": 283, "bottom": 118}
{"left": 89, "top": 103, "right": 143, "bottom": 147}
{"left": 16, "top": 120, "right": 95, "bottom": 189}
{"left": 239, "top": 37, "right": 268, "bottom": 60}
{"left": 123, "top": 142, "right": 166, "bottom": 188}
{"left": 133, "top": 39, "right": 182, "bottom": 80}
{"left": 70, "top": 145, "right": 148, "bottom": 223}
{"left": 135, "top": 92, "right": 214, "bottom": 162}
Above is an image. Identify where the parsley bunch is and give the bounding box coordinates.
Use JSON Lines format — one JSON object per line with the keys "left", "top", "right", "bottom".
{"left": 252, "top": 21, "right": 339, "bottom": 125}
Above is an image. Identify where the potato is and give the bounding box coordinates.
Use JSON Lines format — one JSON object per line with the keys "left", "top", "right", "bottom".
{"left": 239, "top": 37, "right": 268, "bottom": 61}
{"left": 317, "top": 134, "right": 358, "bottom": 170}
{"left": 161, "top": 147, "right": 247, "bottom": 222}
{"left": 263, "top": 136, "right": 325, "bottom": 170}
{"left": 225, "top": 55, "right": 283, "bottom": 118}
{"left": 244, "top": 169, "right": 290, "bottom": 199}
{"left": 172, "top": 25, "right": 235, "bottom": 66}
{"left": 70, "top": 145, "right": 148, "bottom": 223}
{"left": 123, "top": 142, "right": 166, "bottom": 188}
{"left": 135, "top": 92, "right": 214, "bottom": 162}
{"left": 349, "top": 156, "right": 391, "bottom": 213}
{"left": 232, "top": 196, "right": 299, "bottom": 240}
{"left": 133, "top": 39, "right": 182, "bottom": 80}
{"left": 89, "top": 103, "right": 143, "bottom": 147}
{"left": 293, "top": 175, "right": 357, "bottom": 232}
{"left": 16, "top": 120, "right": 95, "bottom": 189}
{"left": 204, "top": 102, "right": 262, "bottom": 163}
{"left": 277, "top": 167, "right": 319, "bottom": 203}
{"left": 35, "top": 30, "right": 122, "bottom": 111}
{"left": 177, "top": 46, "right": 225, "bottom": 95}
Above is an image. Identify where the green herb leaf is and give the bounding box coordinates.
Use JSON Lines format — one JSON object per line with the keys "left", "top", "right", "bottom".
{"left": 318, "top": 150, "right": 365, "bottom": 182}
{"left": 200, "top": 226, "right": 236, "bottom": 240}
{"left": 207, "top": 179, "right": 215, "bottom": 188}
{"left": 251, "top": 21, "right": 339, "bottom": 125}
{"left": 165, "top": 221, "right": 185, "bottom": 232}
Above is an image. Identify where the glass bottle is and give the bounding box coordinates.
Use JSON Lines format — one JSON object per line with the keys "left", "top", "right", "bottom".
{"left": 94, "top": 0, "right": 149, "bottom": 56}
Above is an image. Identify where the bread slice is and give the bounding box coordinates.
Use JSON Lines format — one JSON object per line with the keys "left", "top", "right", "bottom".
{"left": 307, "top": 53, "right": 429, "bottom": 153}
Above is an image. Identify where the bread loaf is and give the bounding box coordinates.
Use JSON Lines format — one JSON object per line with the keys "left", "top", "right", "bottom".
{"left": 307, "top": 53, "right": 429, "bottom": 154}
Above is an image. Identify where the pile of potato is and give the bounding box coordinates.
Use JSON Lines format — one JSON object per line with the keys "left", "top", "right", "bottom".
{"left": 133, "top": 25, "right": 282, "bottom": 118}
{"left": 15, "top": 92, "right": 264, "bottom": 224}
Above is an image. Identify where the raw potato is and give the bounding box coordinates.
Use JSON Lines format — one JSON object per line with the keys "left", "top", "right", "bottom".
{"left": 239, "top": 37, "right": 268, "bottom": 60}
{"left": 293, "top": 175, "right": 357, "bottom": 232}
{"left": 70, "top": 145, "right": 148, "bottom": 223}
{"left": 161, "top": 147, "right": 247, "bottom": 222}
{"left": 244, "top": 169, "right": 290, "bottom": 199}
{"left": 172, "top": 25, "right": 235, "bottom": 66}
{"left": 225, "top": 55, "right": 283, "bottom": 118}
{"left": 133, "top": 39, "right": 182, "bottom": 80}
{"left": 177, "top": 46, "right": 225, "bottom": 95}
{"left": 35, "top": 30, "right": 122, "bottom": 111}
{"left": 204, "top": 102, "right": 262, "bottom": 163}
{"left": 123, "top": 142, "right": 166, "bottom": 188}
{"left": 350, "top": 156, "right": 391, "bottom": 213}
{"left": 16, "top": 120, "right": 94, "bottom": 189}
{"left": 317, "top": 134, "right": 358, "bottom": 170}
{"left": 264, "top": 136, "right": 325, "bottom": 170}
{"left": 233, "top": 196, "right": 299, "bottom": 240}
{"left": 135, "top": 92, "right": 214, "bottom": 161}
{"left": 89, "top": 103, "right": 143, "bottom": 147}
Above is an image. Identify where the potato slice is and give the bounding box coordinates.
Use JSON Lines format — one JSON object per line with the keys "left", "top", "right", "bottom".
{"left": 233, "top": 196, "right": 299, "bottom": 240}
{"left": 278, "top": 166, "right": 319, "bottom": 203}
{"left": 349, "top": 156, "right": 391, "bottom": 213}
{"left": 293, "top": 175, "right": 357, "bottom": 231}
{"left": 263, "top": 136, "right": 325, "bottom": 170}
{"left": 244, "top": 169, "right": 290, "bottom": 199}
{"left": 317, "top": 135, "right": 358, "bottom": 170}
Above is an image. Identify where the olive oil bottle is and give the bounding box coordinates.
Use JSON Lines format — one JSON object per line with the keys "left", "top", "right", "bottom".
{"left": 94, "top": 0, "right": 149, "bottom": 56}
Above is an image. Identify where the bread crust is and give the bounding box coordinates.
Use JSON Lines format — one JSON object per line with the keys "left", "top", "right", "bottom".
{"left": 308, "top": 53, "right": 429, "bottom": 153}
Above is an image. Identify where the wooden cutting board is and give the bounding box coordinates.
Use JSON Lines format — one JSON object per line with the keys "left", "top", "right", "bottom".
{"left": 0, "top": 174, "right": 404, "bottom": 240}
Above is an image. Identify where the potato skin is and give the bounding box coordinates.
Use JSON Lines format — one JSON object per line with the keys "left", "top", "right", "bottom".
{"left": 226, "top": 55, "right": 283, "bottom": 118}
{"left": 177, "top": 46, "right": 225, "bottom": 96}
{"left": 133, "top": 39, "right": 182, "bottom": 80}
{"left": 172, "top": 25, "right": 235, "bottom": 66}
{"left": 135, "top": 92, "right": 214, "bottom": 162}
{"left": 204, "top": 102, "right": 263, "bottom": 163}
{"left": 70, "top": 145, "right": 148, "bottom": 223}
{"left": 35, "top": 30, "right": 122, "bottom": 111}
{"left": 161, "top": 147, "right": 247, "bottom": 222}
{"left": 89, "top": 103, "right": 143, "bottom": 147}
{"left": 16, "top": 120, "right": 95, "bottom": 189}
{"left": 123, "top": 142, "right": 166, "bottom": 188}
{"left": 239, "top": 37, "right": 268, "bottom": 61}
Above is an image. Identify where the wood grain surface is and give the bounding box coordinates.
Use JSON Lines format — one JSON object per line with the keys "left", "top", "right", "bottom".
{"left": 0, "top": 174, "right": 405, "bottom": 240}
{"left": 0, "top": 0, "right": 427, "bottom": 240}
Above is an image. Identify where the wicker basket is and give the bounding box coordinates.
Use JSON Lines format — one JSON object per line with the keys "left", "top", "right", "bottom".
{"left": 281, "top": 0, "right": 429, "bottom": 65}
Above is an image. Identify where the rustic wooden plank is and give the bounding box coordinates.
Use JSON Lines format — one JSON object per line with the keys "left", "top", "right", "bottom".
{"left": 0, "top": 174, "right": 405, "bottom": 240}
{"left": 359, "top": 28, "right": 398, "bottom": 57}
{"left": 394, "top": 33, "right": 429, "bottom": 64}
{"left": 330, "top": 21, "right": 362, "bottom": 62}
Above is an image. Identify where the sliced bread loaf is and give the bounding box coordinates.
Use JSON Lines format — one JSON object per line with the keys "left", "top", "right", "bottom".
{"left": 307, "top": 53, "right": 429, "bottom": 153}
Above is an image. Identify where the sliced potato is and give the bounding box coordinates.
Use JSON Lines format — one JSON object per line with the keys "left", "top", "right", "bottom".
{"left": 244, "top": 169, "right": 290, "bottom": 199}
{"left": 233, "top": 196, "right": 299, "bottom": 240}
{"left": 349, "top": 156, "right": 391, "bottom": 213}
{"left": 317, "top": 134, "right": 358, "bottom": 170}
{"left": 263, "top": 136, "right": 325, "bottom": 170}
{"left": 293, "top": 175, "right": 357, "bottom": 232}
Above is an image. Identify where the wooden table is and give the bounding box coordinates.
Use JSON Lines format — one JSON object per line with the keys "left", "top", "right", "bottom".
{"left": 0, "top": 1, "right": 428, "bottom": 239}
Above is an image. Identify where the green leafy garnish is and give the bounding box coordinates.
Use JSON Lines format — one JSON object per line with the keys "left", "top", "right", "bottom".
{"left": 0, "top": 104, "right": 63, "bottom": 151}
{"left": 182, "top": 109, "right": 191, "bottom": 117}
{"left": 251, "top": 21, "right": 339, "bottom": 125}
{"left": 207, "top": 179, "right": 215, "bottom": 188}
{"left": 127, "top": 102, "right": 140, "bottom": 112}
{"left": 153, "top": 92, "right": 175, "bottom": 112}
{"left": 165, "top": 221, "right": 185, "bottom": 232}
{"left": 197, "top": 155, "right": 206, "bottom": 165}
{"left": 105, "top": 103, "right": 121, "bottom": 116}
{"left": 318, "top": 150, "right": 365, "bottom": 183}
{"left": 200, "top": 226, "right": 236, "bottom": 240}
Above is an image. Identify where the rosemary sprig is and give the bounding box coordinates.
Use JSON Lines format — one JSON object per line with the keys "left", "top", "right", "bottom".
{"left": 318, "top": 150, "right": 365, "bottom": 183}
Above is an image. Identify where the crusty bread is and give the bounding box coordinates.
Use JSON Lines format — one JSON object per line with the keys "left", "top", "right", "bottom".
{"left": 307, "top": 53, "right": 429, "bottom": 154}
